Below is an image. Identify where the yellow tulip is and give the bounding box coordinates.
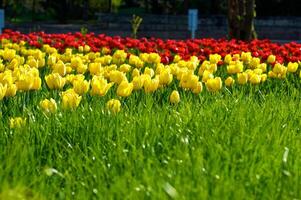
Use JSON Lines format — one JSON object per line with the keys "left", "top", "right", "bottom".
{"left": 90, "top": 76, "right": 113, "bottom": 96}
{"left": 7, "top": 58, "right": 20, "bottom": 69}
{"left": 169, "top": 90, "right": 180, "bottom": 104}
{"left": 119, "top": 64, "right": 131, "bottom": 73}
{"left": 78, "top": 46, "right": 84, "bottom": 53}
{"left": 202, "top": 70, "right": 214, "bottom": 83}
{"left": 45, "top": 73, "right": 66, "bottom": 90}
{"left": 268, "top": 71, "right": 277, "bottom": 78}
{"left": 112, "top": 50, "right": 127, "bottom": 65}
{"left": 258, "top": 63, "right": 267, "bottom": 72}
{"left": 77, "top": 63, "right": 88, "bottom": 74}
{"left": 159, "top": 69, "right": 173, "bottom": 85}
{"left": 237, "top": 72, "right": 248, "bottom": 85}
{"left": 209, "top": 54, "right": 221, "bottom": 64}
{"left": 192, "top": 82, "right": 203, "bottom": 94}
{"left": 205, "top": 77, "right": 222, "bottom": 92}
{"left": 227, "top": 61, "right": 244, "bottom": 74}
{"left": 3, "top": 49, "right": 16, "bottom": 61}
{"left": 9, "top": 117, "right": 26, "bottom": 129}
{"left": 47, "top": 54, "right": 57, "bottom": 66}
{"left": 0, "top": 72, "right": 14, "bottom": 85}
{"left": 144, "top": 67, "right": 155, "bottom": 78}
{"left": 5, "top": 83, "right": 17, "bottom": 97}
{"left": 287, "top": 62, "right": 298, "bottom": 73}
{"left": 180, "top": 73, "right": 198, "bottom": 90}
{"left": 148, "top": 53, "right": 161, "bottom": 64}
{"left": 225, "top": 77, "right": 235, "bottom": 87}
{"left": 31, "top": 77, "right": 42, "bottom": 90}
{"left": 15, "top": 74, "right": 34, "bottom": 91}
{"left": 84, "top": 45, "right": 91, "bottom": 53}
{"left": 89, "top": 63, "right": 103, "bottom": 75}
{"left": 173, "top": 55, "right": 181, "bottom": 63}
{"left": 253, "top": 68, "right": 263, "bottom": 75}
{"left": 224, "top": 54, "right": 232, "bottom": 64}
{"left": 73, "top": 79, "right": 90, "bottom": 95}
{"left": 109, "top": 70, "right": 127, "bottom": 84}
{"left": 132, "top": 68, "right": 140, "bottom": 77}
{"left": 39, "top": 98, "right": 57, "bottom": 114}
{"left": 249, "top": 73, "right": 261, "bottom": 84}
{"left": 143, "top": 75, "right": 159, "bottom": 93}
{"left": 261, "top": 74, "right": 267, "bottom": 82}
{"left": 0, "top": 83, "right": 7, "bottom": 100}
{"left": 132, "top": 76, "right": 144, "bottom": 90}
{"left": 52, "top": 60, "right": 66, "bottom": 76}
{"left": 61, "top": 89, "right": 82, "bottom": 110}
{"left": 106, "top": 99, "right": 121, "bottom": 114}
{"left": 250, "top": 57, "right": 260, "bottom": 69}
{"left": 27, "top": 58, "right": 38, "bottom": 68}
{"left": 117, "top": 80, "right": 134, "bottom": 97}
{"left": 267, "top": 55, "right": 276, "bottom": 63}
{"left": 241, "top": 52, "right": 252, "bottom": 64}
{"left": 71, "top": 57, "right": 83, "bottom": 69}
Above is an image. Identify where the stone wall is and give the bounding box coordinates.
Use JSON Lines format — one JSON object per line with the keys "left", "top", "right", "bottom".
{"left": 4, "top": 14, "right": 301, "bottom": 41}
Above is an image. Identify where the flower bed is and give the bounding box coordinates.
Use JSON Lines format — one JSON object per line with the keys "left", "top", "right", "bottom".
{"left": 0, "top": 30, "right": 300, "bottom": 118}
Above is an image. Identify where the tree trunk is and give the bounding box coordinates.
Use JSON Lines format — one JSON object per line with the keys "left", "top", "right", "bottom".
{"left": 228, "top": 0, "right": 256, "bottom": 40}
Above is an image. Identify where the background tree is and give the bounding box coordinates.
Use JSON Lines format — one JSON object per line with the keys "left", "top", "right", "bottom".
{"left": 228, "top": 0, "right": 257, "bottom": 40}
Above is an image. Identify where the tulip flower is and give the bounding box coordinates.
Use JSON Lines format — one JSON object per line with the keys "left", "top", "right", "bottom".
{"left": 9, "top": 117, "right": 26, "bottom": 129}
{"left": 39, "top": 98, "right": 57, "bottom": 114}
{"left": 45, "top": 73, "right": 66, "bottom": 90}
{"left": 61, "top": 89, "right": 82, "bottom": 110}
{"left": 73, "top": 79, "right": 90, "bottom": 95}
{"left": 148, "top": 53, "right": 161, "bottom": 64}
{"left": 225, "top": 77, "right": 235, "bottom": 87}
{"left": 144, "top": 67, "right": 155, "bottom": 78}
{"left": 287, "top": 62, "right": 298, "bottom": 73}
{"left": 237, "top": 73, "right": 248, "bottom": 85}
{"left": 5, "top": 83, "right": 17, "bottom": 97}
{"left": 112, "top": 50, "right": 127, "bottom": 65}
{"left": 169, "top": 90, "right": 180, "bottom": 104}
{"left": 15, "top": 74, "right": 34, "bottom": 91}
{"left": 192, "top": 82, "right": 203, "bottom": 94}
{"left": 52, "top": 60, "right": 66, "bottom": 76}
{"left": 117, "top": 80, "right": 134, "bottom": 97}
{"left": 159, "top": 69, "right": 173, "bottom": 85}
{"left": 106, "top": 99, "right": 121, "bottom": 114}
{"left": 205, "top": 77, "right": 222, "bottom": 92}
{"left": 209, "top": 54, "right": 221, "bottom": 64}
{"left": 0, "top": 83, "right": 7, "bottom": 100}
{"left": 2, "top": 49, "right": 16, "bottom": 61}
{"left": 132, "top": 68, "right": 140, "bottom": 77}
{"left": 132, "top": 76, "right": 144, "bottom": 90}
{"left": 249, "top": 73, "right": 261, "bottom": 84}
{"left": 143, "top": 75, "right": 159, "bottom": 93}
{"left": 119, "top": 64, "right": 131, "bottom": 73}
{"left": 89, "top": 63, "right": 103, "bottom": 75}
{"left": 109, "top": 70, "right": 127, "bottom": 84}
{"left": 90, "top": 76, "right": 113, "bottom": 96}
{"left": 267, "top": 55, "right": 276, "bottom": 63}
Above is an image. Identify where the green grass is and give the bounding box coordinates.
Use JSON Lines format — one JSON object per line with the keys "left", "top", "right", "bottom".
{"left": 0, "top": 82, "right": 301, "bottom": 200}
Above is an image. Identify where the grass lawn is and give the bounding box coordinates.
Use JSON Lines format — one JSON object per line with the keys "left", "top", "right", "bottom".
{"left": 1, "top": 82, "right": 301, "bottom": 200}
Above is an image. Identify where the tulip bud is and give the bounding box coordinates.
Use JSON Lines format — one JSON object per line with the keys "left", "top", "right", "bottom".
{"left": 106, "top": 99, "right": 121, "bottom": 114}
{"left": 169, "top": 90, "right": 180, "bottom": 104}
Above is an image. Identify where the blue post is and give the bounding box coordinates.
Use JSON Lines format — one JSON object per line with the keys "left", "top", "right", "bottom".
{"left": 188, "top": 9, "right": 198, "bottom": 39}
{"left": 0, "top": 9, "right": 4, "bottom": 34}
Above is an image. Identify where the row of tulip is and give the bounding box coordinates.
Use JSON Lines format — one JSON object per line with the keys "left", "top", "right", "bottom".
{"left": 0, "top": 33, "right": 300, "bottom": 128}
{"left": 1, "top": 29, "right": 301, "bottom": 64}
